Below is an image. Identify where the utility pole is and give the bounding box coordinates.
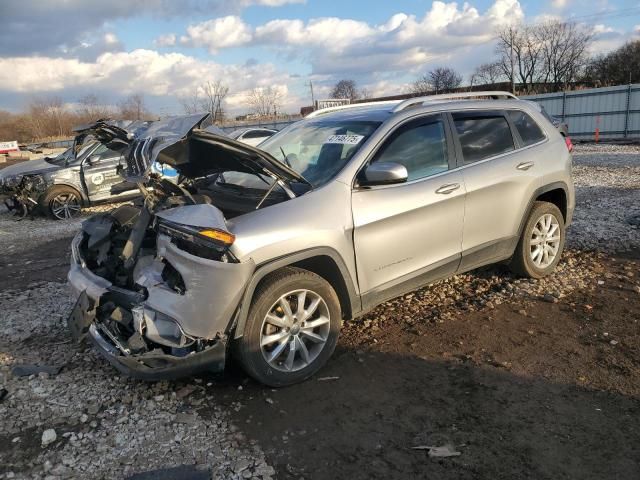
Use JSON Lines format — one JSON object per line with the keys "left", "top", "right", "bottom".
{"left": 510, "top": 26, "right": 516, "bottom": 95}
{"left": 308, "top": 81, "right": 316, "bottom": 109}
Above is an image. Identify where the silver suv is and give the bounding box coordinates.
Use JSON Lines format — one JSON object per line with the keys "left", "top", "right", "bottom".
{"left": 67, "top": 92, "right": 574, "bottom": 387}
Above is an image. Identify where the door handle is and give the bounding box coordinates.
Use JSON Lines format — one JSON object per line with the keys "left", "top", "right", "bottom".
{"left": 516, "top": 161, "right": 535, "bottom": 171}
{"left": 435, "top": 183, "right": 460, "bottom": 194}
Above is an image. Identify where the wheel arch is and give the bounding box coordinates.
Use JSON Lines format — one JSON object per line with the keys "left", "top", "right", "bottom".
{"left": 517, "top": 181, "right": 569, "bottom": 240}
{"left": 46, "top": 182, "right": 89, "bottom": 205}
{"left": 231, "top": 247, "right": 360, "bottom": 339}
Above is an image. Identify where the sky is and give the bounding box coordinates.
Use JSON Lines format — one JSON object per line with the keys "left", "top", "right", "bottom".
{"left": 0, "top": 0, "right": 639, "bottom": 116}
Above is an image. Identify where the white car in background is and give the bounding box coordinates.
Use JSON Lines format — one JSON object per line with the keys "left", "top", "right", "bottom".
{"left": 228, "top": 127, "right": 278, "bottom": 146}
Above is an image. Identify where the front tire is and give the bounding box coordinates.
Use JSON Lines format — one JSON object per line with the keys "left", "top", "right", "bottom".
{"left": 510, "top": 201, "right": 565, "bottom": 278}
{"left": 40, "top": 186, "right": 82, "bottom": 220}
{"left": 236, "top": 267, "right": 341, "bottom": 387}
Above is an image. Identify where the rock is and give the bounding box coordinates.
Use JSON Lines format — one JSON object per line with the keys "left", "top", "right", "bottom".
{"left": 542, "top": 293, "right": 558, "bottom": 303}
{"left": 265, "top": 398, "right": 274, "bottom": 405}
{"left": 125, "top": 465, "right": 212, "bottom": 480}
{"left": 610, "top": 339, "right": 619, "bottom": 346}
{"left": 233, "top": 458, "right": 253, "bottom": 473}
{"left": 11, "top": 364, "right": 62, "bottom": 378}
{"left": 41, "top": 428, "right": 57, "bottom": 446}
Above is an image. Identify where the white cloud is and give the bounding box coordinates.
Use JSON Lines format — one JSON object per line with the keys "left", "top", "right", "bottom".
{"left": 178, "top": 0, "right": 524, "bottom": 76}
{"left": 1, "top": 0, "right": 304, "bottom": 57}
{"left": 154, "top": 33, "right": 177, "bottom": 48}
{"left": 0, "top": 49, "right": 302, "bottom": 113}
{"left": 181, "top": 16, "right": 253, "bottom": 53}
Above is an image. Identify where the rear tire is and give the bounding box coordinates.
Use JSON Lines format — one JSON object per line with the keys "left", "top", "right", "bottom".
{"left": 40, "top": 186, "right": 82, "bottom": 220}
{"left": 236, "top": 267, "right": 341, "bottom": 387}
{"left": 510, "top": 201, "right": 565, "bottom": 278}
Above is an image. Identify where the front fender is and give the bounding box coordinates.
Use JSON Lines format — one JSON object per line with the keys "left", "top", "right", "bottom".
{"left": 231, "top": 247, "right": 360, "bottom": 339}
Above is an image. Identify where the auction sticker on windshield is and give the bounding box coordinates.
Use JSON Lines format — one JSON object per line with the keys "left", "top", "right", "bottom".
{"left": 325, "top": 134, "right": 364, "bottom": 145}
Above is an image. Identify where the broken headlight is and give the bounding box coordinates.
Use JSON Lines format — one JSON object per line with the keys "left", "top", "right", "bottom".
{"left": 157, "top": 220, "right": 237, "bottom": 262}
{"left": 1, "top": 174, "right": 22, "bottom": 190}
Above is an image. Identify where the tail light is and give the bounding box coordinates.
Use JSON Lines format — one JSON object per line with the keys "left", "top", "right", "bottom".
{"left": 564, "top": 135, "right": 573, "bottom": 153}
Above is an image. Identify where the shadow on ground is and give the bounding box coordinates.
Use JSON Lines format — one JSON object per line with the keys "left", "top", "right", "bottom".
{"left": 210, "top": 349, "right": 639, "bottom": 480}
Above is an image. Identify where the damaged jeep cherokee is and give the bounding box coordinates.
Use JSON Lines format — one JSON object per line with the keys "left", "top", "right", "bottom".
{"left": 68, "top": 93, "right": 574, "bottom": 387}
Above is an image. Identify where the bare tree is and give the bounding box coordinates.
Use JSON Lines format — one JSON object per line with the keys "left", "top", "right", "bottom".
{"left": 360, "top": 87, "right": 372, "bottom": 100}
{"left": 470, "top": 62, "right": 504, "bottom": 86}
{"left": 496, "top": 24, "right": 543, "bottom": 93}
{"left": 77, "top": 94, "right": 113, "bottom": 122}
{"left": 179, "top": 89, "right": 201, "bottom": 115}
{"left": 180, "top": 81, "right": 229, "bottom": 122}
{"left": 201, "top": 80, "right": 228, "bottom": 122}
{"left": 535, "top": 20, "right": 592, "bottom": 91}
{"left": 247, "top": 86, "right": 283, "bottom": 117}
{"left": 25, "top": 97, "right": 72, "bottom": 139}
{"left": 119, "top": 93, "right": 149, "bottom": 120}
{"left": 410, "top": 67, "right": 462, "bottom": 95}
{"left": 584, "top": 40, "right": 640, "bottom": 86}
{"left": 410, "top": 74, "right": 432, "bottom": 94}
{"left": 330, "top": 79, "right": 360, "bottom": 100}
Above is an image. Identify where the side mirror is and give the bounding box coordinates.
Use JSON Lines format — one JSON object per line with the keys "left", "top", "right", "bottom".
{"left": 86, "top": 155, "right": 100, "bottom": 166}
{"left": 360, "top": 162, "right": 408, "bottom": 186}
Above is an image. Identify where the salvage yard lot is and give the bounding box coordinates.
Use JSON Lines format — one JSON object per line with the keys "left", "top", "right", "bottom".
{"left": 1, "top": 143, "right": 639, "bottom": 480}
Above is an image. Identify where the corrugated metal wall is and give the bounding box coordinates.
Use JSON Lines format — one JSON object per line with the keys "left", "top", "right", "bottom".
{"left": 522, "top": 84, "right": 640, "bottom": 140}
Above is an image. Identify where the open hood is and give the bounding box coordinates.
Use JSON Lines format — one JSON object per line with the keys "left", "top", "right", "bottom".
{"left": 77, "top": 114, "right": 310, "bottom": 187}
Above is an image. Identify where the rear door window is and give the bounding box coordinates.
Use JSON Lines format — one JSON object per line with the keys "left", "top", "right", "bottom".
{"left": 507, "top": 110, "right": 546, "bottom": 146}
{"left": 452, "top": 112, "right": 514, "bottom": 164}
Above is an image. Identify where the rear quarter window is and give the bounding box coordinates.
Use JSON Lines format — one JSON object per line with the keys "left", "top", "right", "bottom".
{"left": 508, "top": 110, "right": 546, "bottom": 146}
{"left": 452, "top": 113, "right": 514, "bottom": 164}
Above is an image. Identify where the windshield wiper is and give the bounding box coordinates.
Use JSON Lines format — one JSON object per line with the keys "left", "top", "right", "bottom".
{"left": 279, "top": 147, "right": 292, "bottom": 168}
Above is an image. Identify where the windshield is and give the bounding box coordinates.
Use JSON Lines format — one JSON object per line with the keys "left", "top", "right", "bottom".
{"left": 45, "top": 147, "right": 74, "bottom": 166}
{"left": 259, "top": 120, "right": 381, "bottom": 187}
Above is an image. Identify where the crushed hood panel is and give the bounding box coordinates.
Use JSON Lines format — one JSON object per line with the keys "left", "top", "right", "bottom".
{"left": 155, "top": 203, "right": 228, "bottom": 231}
{"left": 77, "top": 114, "right": 309, "bottom": 187}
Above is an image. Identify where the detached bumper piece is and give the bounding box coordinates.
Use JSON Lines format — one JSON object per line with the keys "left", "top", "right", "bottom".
{"left": 88, "top": 323, "right": 226, "bottom": 381}
{"left": 67, "top": 282, "right": 227, "bottom": 381}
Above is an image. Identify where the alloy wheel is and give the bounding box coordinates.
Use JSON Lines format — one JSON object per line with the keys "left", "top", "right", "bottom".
{"left": 260, "top": 289, "right": 331, "bottom": 372}
{"left": 51, "top": 193, "right": 81, "bottom": 219}
{"left": 529, "top": 213, "right": 561, "bottom": 268}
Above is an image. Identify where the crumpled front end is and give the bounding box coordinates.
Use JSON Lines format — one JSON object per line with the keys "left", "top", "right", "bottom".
{"left": 1, "top": 175, "right": 47, "bottom": 219}
{"left": 68, "top": 202, "right": 255, "bottom": 380}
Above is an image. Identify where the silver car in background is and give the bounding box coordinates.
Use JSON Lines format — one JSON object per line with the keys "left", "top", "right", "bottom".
{"left": 228, "top": 127, "right": 278, "bottom": 146}
{"left": 67, "top": 92, "right": 574, "bottom": 387}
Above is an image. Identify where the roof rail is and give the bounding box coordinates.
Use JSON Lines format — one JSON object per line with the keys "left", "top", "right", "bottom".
{"left": 392, "top": 91, "right": 518, "bottom": 113}
{"left": 305, "top": 100, "right": 399, "bottom": 119}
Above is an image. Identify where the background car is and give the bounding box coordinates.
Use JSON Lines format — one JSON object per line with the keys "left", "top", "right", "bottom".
{"left": 0, "top": 141, "right": 139, "bottom": 219}
{"left": 228, "top": 127, "right": 278, "bottom": 146}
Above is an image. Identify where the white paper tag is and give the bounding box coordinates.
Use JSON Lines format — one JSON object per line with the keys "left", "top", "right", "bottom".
{"left": 325, "top": 134, "right": 364, "bottom": 145}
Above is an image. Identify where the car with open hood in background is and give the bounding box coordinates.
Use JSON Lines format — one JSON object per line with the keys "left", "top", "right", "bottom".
{"left": 0, "top": 124, "right": 142, "bottom": 219}
{"left": 67, "top": 93, "right": 574, "bottom": 387}
{"left": 228, "top": 127, "right": 278, "bottom": 146}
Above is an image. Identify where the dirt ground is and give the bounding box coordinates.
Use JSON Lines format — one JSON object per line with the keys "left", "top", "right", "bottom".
{"left": 1, "top": 239, "right": 638, "bottom": 480}
{"left": 221, "top": 251, "right": 640, "bottom": 480}
{"left": 1, "top": 144, "right": 639, "bottom": 479}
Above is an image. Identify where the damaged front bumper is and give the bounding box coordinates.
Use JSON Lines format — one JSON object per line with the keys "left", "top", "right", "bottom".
{"left": 68, "top": 229, "right": 254, "bottom": 381}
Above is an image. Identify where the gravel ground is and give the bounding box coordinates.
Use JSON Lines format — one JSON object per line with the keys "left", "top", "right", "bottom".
{"left": 0, "top": 283, "right": 273, "bottom": 479}
{"left": 0, "top": 143, "right": 639, "bottom": 480}
{"left": 0, "top": 203, "right": 123, "bottom": 256}
{"left": 569, "top": 143, "right": 640, "bottom": 252}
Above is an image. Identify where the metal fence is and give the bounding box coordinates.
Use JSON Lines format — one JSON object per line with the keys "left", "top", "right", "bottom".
{"left": 522, "top": 84, "right": 640, "bottom": 141}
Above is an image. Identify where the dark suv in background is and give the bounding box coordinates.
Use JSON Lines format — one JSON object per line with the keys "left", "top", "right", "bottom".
{"left": 0, "top": 139, "right": 140, "bottom": 219}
